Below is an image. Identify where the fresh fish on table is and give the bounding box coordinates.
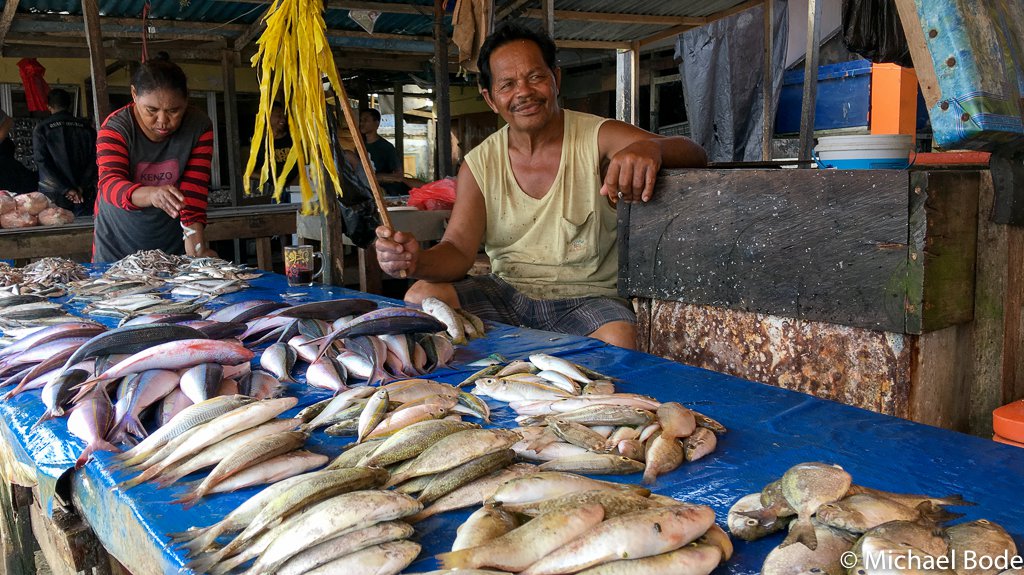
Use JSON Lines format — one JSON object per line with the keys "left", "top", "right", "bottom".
{"left": 273, "top": 522, "right": 415, "bottom": 575}
{"left": 238, "top": 369, "right": 284, "bottom": 400}
{"left": 159, "top": 388, "right": 194, "bottom": 425}
{"left": 297, "top": 540, "right": 420, "bottom": 575}
{"left": 304, "top": 355, "right": 349, "bottom": 394}
{"left": 487, "top": 471, "right": 649, "bottom": 507}
{"left": 61, "top": 324, "right": 207, "bottom": 371}
{"left": 119, "top": 312, "right": 203, "bottom": 326}
{"left": 115, "top": 395, "right": 256, "bottom": 466}
{"left": 573, "top": 543, "right": 723, "bottom": 575}
{"left": 35, "top": 368, "right": 92, "bottom": 426}
{"left": 68, "top": 385, "right": 119, "bottom": 469}
{"left": 421, "top": 296, "right": 466, "bottom": 344}
{"left": 207, "top": 300, "right": 289, "bottom": 324}
{"left": 418, "top": 448, "right": 516, "bottom": 504}
{"left": 409, "top": 463, "right": 538, "bottom": 523}
{"left": 259, "top": 342, "right": 296, "bottom": 383}
{"left": 643, "top": 432, "right": 685, "bottom": 484}
{"left": 945, "top": 520, "right": 1018, "bottom": 575}
{"left": 501, "top": 488, "right": 654, "bottom": 520}
{"left": 201, "top": 466, "right": 391, "bottom": 562}
{"left": 537, "top": 453, "right": 646, "bottom": 475}
{"left": 518, "top": 503, "right": 717, "bottom": 575}
{"left": 316, "top": 308, "right": 446, "bottom": 359}
{"left": 682, "top": 427, "right": 718, "bottom": 462}
{"left": 727, "top": 493, "right": 791, "bottom": 541}
{"left": 778, "top": 462, "right": 853, "bottom": 550}
{"left": 0, "top": 322, "right": 103, "bottom": 362}
{"left": 851, "top": 520, "right": 949, "bottom": 560}
{"left": 437, "top": 504, "right": 606, "bottom": 572}
{"left": 385, "top": 428, "right": 521, "bottom": 486}
{"left": 816, "top": 493, "right": 960, "bottom": 533}
{"left": 179, "top": 363, "right": 225, "bottom": 404}
{"left": 274, "top": 298, "right": 378, "bottom": 321}
{"left": 174, "top": 430, "right": 309, "bottom": 508}
{"left": 452, "top": 506, "right": 520, "bottom": 552}
{"left": 359, "top": 419, "right": 480, "bottom": 468}
{"left": 85, "top": 339, "right": 253, "bottom": 386}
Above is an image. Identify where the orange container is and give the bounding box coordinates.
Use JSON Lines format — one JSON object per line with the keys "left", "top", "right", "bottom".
{"left": 992, "top": 400, "right": 1024, "bottom": 443}
{"left": 993, "top": 434, "right": 1024, "bottom": 448}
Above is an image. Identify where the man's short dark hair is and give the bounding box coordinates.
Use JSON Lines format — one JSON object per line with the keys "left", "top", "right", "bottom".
{"left": 360, "top": 108, "right": 382, "bottom": 122}
{"left": 48, "top": 88, "right": 73, "bottom": 112}
{"left": 477, "top": 23, "right": 557, "bottom": 91}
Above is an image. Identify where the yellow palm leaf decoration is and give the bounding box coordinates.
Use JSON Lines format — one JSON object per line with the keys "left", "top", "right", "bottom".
{"left": 244, "top": 0, "right": 345, "bottom": 213}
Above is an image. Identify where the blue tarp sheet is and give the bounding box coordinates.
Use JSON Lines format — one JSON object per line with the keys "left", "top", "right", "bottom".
{"left": 1, "top": 272, "right": 1022, "bottom": 574}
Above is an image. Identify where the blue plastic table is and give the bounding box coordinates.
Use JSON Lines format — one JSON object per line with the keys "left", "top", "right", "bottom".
{"left": 1, "top": 272, "right": 1021, "bottom": 575}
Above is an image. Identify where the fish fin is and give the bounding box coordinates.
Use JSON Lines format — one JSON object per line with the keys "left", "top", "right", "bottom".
{"left": 642, "top": 467, "right": 659, "bottom": 486}
{"left": 735, "top": 508, "right": 782, "bottom": 529}
{"left": 436, "top": 549, "right": 473, "bottom": 569}
{"left": 167, "top": 525, "right": 206, "bottom": 545}
{"left": 173, "top": 490, "right": 202, "bottom": 510}
{"left": 31, "top": 409, "right": 60, "bottom": 429}
{"left": 780, "top": 518, "right": 818, "bottom": 550}
{"left": 915, "top": 501, "right": 964, "bottom": 525}
{"left": 933, "top": 494, "right": 975, "bottom": 507}
{"left": 74, "top": 440, "right": 119, "bottom": 470}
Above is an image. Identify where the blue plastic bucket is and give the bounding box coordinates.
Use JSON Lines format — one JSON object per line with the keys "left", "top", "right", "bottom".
{"left": 814, "top": 135, "right": 914, "bottom": 170}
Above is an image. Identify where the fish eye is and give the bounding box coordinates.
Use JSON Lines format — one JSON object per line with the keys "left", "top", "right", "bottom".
{"left": 746, "top": 519, "right": 758, "bottom": 526}
{"left": 810, "top": 568, "right": 822, "bottom": 573}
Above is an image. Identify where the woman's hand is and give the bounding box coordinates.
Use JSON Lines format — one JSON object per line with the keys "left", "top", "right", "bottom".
{"left": 132, "top": 185, "right": 185, "bottom": 218}
{"left": 375, "top": 225, "right": 420, "bottom": 278}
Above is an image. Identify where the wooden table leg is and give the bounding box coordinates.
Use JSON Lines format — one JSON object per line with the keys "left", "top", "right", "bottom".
{"left": 1, "top": 483, "right": 36, "bottom": 575}
{"left": 357, "top": 248, "right": 383, "bottom": 295}
{"left": 255, "top": 237, "right": 273, "bottom": 271}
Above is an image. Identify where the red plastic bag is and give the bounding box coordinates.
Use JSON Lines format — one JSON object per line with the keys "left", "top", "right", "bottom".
{"left": 408, "top": 178, "right": 456, "bottom": 211}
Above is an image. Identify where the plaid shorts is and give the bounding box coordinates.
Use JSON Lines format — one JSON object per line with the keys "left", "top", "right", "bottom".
{"left": 452, "top": 274, "right": 636, "bottom": 336}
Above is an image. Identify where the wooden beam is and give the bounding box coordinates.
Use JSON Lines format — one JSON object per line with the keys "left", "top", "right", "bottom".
{"left": 524, "top": 8, "right": 705, "bottom": 26}
{"left": 496, "top": 0, "right": 534, "bottom": 21}
{"left": 15, "top": 13, "right": 248, "bottom": 35}
{"left": 893, "top": 0, "right": 941, "bottom": 108}
{"left": 798, "top": 0, "right": 821, "bottom": 161}
{"left": 326, "top": 28, "right": 432, "bottom": 43}
{"left": 336, "top": 55, "right": 428, "bottom": 72}
{"left": 615, "top": 42, "right": 639, "bottom": 124}
{"left": 227, "top": 0, "right": 430, "bottom": 15}
{"left": 638, "top": 24, "right": 696, "bottom": 47}
{"left": 434, "top": 0, "right": 452, "bottom": 178}
{"left": 0, "top": 0, "right": 19, "bottom": 52}
{"left": 235, "top": 5, "right": 271, "bottom": 53}
{"left": 556, "top": 39, "right": 632, "bottom": 51}
{"left": 541, "top": 0, "right": 554, "bottom": 39}
{"left": 707, "top": 0, "right": 764, "bottom": 22}
{"left": 82, "top": 0, "right": 109, "bottom": 123}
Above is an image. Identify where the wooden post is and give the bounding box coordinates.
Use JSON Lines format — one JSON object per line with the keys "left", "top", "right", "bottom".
{"left": 222, "top": 49, "right": 242, "bottom": 206}
{"left": 893, "top": 0, "right": 941, "bottom": 108}
{"left": 615, "top": 42, "right": 639, "bottom": 125}
{"left": 433, "top": 0, "right": 452, "bottom": 179}
{"left": 762, "top": 0, "right": 774, "bottom": 161}
{"left": 0, "top": 0, "right": 20, "bottom": 54}
{"left": 1, "top": 482, "right": 35, "bottom": 575}
{"left": 798, "top": 0, "right": 821, "bottom": 161}
{"left": 394, "top": 81, "right": 405, "bottom": 176}
{"left": 542, "top": 0, "right": 555, "bottom": 38}
{"left": 82, "top": 0, "right": 110, "bottom": 123}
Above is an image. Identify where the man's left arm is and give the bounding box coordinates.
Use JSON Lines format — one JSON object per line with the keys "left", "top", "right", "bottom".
{"left": 597, "top": 120, "right": 707, "bottom": 203}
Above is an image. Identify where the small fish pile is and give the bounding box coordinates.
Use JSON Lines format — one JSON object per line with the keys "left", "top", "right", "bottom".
{"left": 0, "top": 258, "right": 85, "bottom": 299}
{"left": 467, "top": 354, "right": 725, "bottom": 482}
{"left": 435, "top": 471, "right": 731, "bottom": 575}
{"left": 177, "top": 472, "right": 422, "bottom": 575}
{"left": 115, "top": 396, "right": 324, "bottom": 508}
{"left": 728, "top": 462, "right": 996, "bottom": 575}
{"left": 103, "top": 249, "right": 191, "bottom": 280}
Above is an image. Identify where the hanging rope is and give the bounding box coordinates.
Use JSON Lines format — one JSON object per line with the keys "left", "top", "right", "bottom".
{"left": 140, "top": 1, "right": 151, "bottom": 62}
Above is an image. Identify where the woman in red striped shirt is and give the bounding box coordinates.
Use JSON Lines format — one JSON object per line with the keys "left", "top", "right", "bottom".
{"left": 93, "top": 54, "right": 217, "bottom": 262}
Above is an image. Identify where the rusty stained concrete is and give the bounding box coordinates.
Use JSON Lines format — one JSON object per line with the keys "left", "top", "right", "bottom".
{"left": 637, "top": 299, "right": 915, "bottom": 419}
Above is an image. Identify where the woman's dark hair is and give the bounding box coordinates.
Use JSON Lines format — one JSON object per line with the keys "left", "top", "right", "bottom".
{"left": 477, "top": 23, "right": 557, "bottom": 91}
{"left": 132, "top": 54, "right": 188, "bottom": 99}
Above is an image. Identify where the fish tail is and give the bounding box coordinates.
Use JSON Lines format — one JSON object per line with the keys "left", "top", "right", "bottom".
{"left": 916, "top": 501, "right": 965, "bottom": 525}
{"left": 31, "top": 408, "right": 60, "bottom": 429}
{"left": 120, "top": 465, "right": 162, "bottom": 490}
{"left": 167, "top": 525, "right": 207, "bottom": 545}
{"left": 436, "top": 549, "right": 474, "bottom": 569}
{"left": 642, "top": 467, "right": 659, "bottom": 485}
{"left": 780, "top": 518, "right": 818, "bottom": 550}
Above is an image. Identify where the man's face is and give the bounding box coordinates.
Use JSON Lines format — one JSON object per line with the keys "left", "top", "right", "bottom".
{"left": 359, "top": 112, "right": 378, "bottom": 136}
{"left": 270, "top": 106, "right": 288, "bottom": 138}
{"left": 481, "top": 40, "right": 561, "bottom": 133}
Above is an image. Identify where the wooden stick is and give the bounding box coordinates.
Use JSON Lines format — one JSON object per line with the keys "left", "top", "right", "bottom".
{"left": 333, "top": 77, "right": 393, "bottom": 230}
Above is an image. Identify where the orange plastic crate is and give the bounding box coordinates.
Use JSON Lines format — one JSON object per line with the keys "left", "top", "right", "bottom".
{"left": 993, "top": 400, "right": 1024, "bottom": 444}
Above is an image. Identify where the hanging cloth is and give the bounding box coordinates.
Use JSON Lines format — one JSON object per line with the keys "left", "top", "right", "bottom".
{"left": 17, "top": 58, "right": 50, "bottom": 113}
{"left": 452, "top": 0, "right": 492, "bottom": 73}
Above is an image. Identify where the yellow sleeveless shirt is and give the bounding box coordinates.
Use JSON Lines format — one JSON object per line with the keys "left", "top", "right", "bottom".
{"left": 464, "top": 110, "right": 617, "bottom": 300}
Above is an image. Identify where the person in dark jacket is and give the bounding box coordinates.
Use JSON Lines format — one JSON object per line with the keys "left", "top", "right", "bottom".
{"left": 32, "top": 88, "right": 97, "bottom": 215}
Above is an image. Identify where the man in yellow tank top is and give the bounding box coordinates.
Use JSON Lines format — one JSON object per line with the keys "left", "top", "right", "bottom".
{"left": 374, "top": 24, "right": 707, "bottom": 349}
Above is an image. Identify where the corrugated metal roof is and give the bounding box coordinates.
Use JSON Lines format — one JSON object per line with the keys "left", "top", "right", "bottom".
{"left": 3, "top": 0, "right": 759, "bottom": 64}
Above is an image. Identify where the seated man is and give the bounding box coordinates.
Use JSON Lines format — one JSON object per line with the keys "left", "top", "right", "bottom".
{"left": 374, "top": 23, "right": 707, "bottom": 349}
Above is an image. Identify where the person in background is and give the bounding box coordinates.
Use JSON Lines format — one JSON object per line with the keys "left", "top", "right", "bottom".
{"left": 359, "top": 107, "right": 415, "bottom": 195}
{"left": 374, "top": 23, "right": 707, "bottom": 349}
{"left": 32, "top": 88, "right": 97, "bottom": 216}
{"left": 93, "top": 54, "right": 217, "bottom": 262}
{"left": 0, "top": 107, "right": 39, "bottom": 195}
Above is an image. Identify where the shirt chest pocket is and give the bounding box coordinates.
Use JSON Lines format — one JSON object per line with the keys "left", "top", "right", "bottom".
{"left": 558, "top": 210, "right": 600, "bottom": 265}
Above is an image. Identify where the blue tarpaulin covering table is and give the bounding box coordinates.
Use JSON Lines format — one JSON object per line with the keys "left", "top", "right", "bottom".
{"left": 1, "top": 272, "right": 1022, "bottom": 574}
